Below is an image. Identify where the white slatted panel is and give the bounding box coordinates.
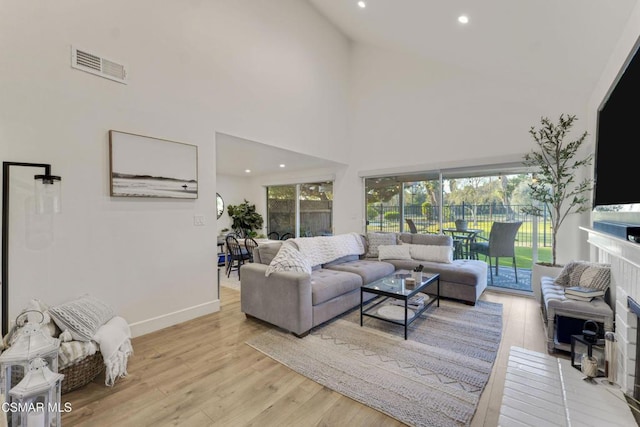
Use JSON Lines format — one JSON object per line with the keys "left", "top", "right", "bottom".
{"left": 499, "top": 347, "right": 636, "bottom": 427}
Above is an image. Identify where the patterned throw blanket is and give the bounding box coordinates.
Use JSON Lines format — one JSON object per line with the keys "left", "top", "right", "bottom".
{"left": 291, "top": 232, "right": 365, "bottom": 267}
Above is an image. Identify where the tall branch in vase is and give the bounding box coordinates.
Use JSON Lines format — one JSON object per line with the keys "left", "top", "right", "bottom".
{"left": 522, "top": 114, "right": 594, "bottom": 266}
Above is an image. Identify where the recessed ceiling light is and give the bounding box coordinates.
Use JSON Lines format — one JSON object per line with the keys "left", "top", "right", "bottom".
{"left": 358, "top": 1, "right": 366, "bottom": 8}
{"left": 279, "top": 164, "right": 286, "bottom": 168}
{"left": 458, "top": 15, "right": 469, "bottom": 24}
{"left": 245, "top": 169, "right": 251, "bottom": 173}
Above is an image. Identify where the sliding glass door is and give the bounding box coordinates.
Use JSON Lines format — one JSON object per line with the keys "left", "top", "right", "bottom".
{"left": 365, "top": 173, "right": 441, "bottom": 234}
{"left": 267, "top": 181, "right": 333, "bottom": 238}
{"left": 363, "top": 166, "right": 552, "bottom": 293}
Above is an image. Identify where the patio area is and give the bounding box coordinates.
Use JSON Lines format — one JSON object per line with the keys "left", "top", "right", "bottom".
{"left": 487, "top": 266, "right": 532, "bottom": 292}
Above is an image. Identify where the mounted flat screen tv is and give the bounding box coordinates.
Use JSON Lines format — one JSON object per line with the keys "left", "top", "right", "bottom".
{"left": 593, "top": 41, "right": 640, "bottom": 213}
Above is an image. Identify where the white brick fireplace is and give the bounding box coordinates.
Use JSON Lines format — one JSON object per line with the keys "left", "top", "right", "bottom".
{"left": 583, "top": 226, "right": 640, "bottom": 397}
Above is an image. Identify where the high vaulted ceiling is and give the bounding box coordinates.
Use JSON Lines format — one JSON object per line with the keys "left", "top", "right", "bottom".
{"left": 218, "top": 0, "right": 638, "bottom": 177}
{"left": 309, "top": 0, "right": 637, "bottom": 96}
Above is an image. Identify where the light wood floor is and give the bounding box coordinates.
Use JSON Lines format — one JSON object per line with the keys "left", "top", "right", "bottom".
{"left": 61, "top": 286, "right": 548, "bottom": 427}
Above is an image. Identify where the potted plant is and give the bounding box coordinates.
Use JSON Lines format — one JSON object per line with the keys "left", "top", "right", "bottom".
{"left": 227, "top": 199, "right": 264, "bottom": 238}
{"left": 523, "top": 114, "right": 594, "bottom": 298}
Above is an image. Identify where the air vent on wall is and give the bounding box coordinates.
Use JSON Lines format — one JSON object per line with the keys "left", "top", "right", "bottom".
{"left": 71, "top": 46, "right": 127, "bottom": 84}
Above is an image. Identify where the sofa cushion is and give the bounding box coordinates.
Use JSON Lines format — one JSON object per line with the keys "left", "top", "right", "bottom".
{"left": 365, "top": 233, "right": 397, "bottom": 258}
{"left": 322, "top": 254, "right": 360, "bottom": 268}
{"left": 378, "top": 245, "right": 411, "bottom": 260}
{"left": 310, "top": 269, "right": 363, "bottom": 305}
{"left": 253, "top": 241, "right": 283, "bottom": 265}
{"left": 398, "top": 233, "right": 452, "bottom": 246}
{"left": 385, "top": 259, "right": 486, "bottom": 287}
{"left": 542, "top": 276, "right": 612, "bottom": 316}
{"left": 324, "top": 259, "right": 396, "bottom": 284}
{"left": 265, "top": 241, "right": 312, "bottom": 277}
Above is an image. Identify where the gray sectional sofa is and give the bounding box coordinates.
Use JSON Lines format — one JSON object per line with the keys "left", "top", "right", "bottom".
{"left": 240, "top": 233, "right": 487, "bottom": 336}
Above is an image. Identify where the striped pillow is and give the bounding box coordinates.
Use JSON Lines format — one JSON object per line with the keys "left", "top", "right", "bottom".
{"left": 578, "top": 265, "right": 611, "bottom": 291}
{"left": 554, "top": 261, "right": 610, "bottom": 291}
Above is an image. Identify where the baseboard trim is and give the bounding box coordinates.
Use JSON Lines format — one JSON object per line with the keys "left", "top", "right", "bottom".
{"left": 129, "top": 299, "right": 220, "bottom": 338}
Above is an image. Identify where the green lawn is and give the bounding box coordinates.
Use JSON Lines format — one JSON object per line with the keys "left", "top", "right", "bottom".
{"left": 473, "top": 246, "right": 551, "bottom": 269}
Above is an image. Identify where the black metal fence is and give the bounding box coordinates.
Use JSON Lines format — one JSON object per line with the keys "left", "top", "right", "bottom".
{"left": 268, "top": 199, "right": 333, "bottom": 237}
{"left": 366, "top": 203, "right": 552, "bottom": 248}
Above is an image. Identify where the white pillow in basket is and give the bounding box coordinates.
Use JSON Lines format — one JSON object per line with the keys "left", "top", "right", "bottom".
{"left": 49, "top": 295, "right": 115, "bottom": 342}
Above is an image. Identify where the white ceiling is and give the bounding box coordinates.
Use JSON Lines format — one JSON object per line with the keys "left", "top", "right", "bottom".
{"left": 309, "top": 0, "right": 637, "bottom": 95}
{"left": 217, "top": 1, "right": 638, "bottom": 177}
{"left": 216, "top": 133, "right": 346, "bottom": 177}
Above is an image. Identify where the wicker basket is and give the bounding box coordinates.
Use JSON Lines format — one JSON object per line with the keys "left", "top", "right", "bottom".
{"left": 60, "top": 352, "right": 104, "bottom": 394}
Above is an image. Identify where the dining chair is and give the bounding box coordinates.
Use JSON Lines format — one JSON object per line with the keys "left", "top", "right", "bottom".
{"left": 225, "top": 235, "right": 251, "bottom": 278}
{"left": 244, "top": 237, "right": 259, "bottom": 263}
{"left": 469, "top": 221, "right": 523, "bottom": 284}
{"left": 267, "top": 231, "right": 280, "bottom": 240}
{"left": 406, "top": 218, "right": 418, "bottom": 234}
{"left": 280, "top": 232, "right": 293, "bottom": 240}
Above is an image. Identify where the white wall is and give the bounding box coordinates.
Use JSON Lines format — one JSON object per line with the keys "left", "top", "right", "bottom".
{"left": 0, "top": 0, "right": 351, "bottom": 336}
{"left": 334, "top": 44, "right": 591, "bottom": 262}
{"left": 216, "top": 174, "right": 256, "bottom": 235}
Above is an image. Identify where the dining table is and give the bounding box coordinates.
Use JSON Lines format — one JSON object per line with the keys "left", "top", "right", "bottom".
{"left": 218, "top": 236, "right": 279, "bottom": 268}
{"left": 441, "top": 228, "right": 483, "bottom": 259}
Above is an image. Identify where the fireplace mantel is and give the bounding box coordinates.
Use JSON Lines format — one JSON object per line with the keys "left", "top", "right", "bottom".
{"left": 581, "top": 226, "right": 640, "bottom": 269}
{"left": 581, "top": 226, "right": 640, "bottom": 396}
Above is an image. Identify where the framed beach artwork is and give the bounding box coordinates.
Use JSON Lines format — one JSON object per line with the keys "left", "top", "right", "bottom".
{"left": 109, "top": 130, "right": 198, "bottom": 199}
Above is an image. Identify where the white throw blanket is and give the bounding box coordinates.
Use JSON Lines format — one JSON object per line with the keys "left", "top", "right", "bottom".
{"left": 292, "top": 232, "right": 365, "bottom": 267}
{"left": 92, "top": 316, "right": 133, "bottom": 386}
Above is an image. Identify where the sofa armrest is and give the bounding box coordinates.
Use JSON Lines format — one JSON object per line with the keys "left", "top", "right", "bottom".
{"left": 240, "top": 263, "right": 313, "bottom": 336}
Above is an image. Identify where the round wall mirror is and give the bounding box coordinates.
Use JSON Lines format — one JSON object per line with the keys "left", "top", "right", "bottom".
{"left": 216, "top": 193, "right": 224, "bottom": 219}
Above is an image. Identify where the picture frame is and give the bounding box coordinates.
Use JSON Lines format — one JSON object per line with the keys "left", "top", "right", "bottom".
{"left": 109, "top": 130, "right": 198, "bottom": 199}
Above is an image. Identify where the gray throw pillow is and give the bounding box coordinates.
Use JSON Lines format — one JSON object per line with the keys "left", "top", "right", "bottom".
{"left": 554, "top": 260, "right": 610, "bottom": 290}
{"left": 49, "top": 295, "right": 115, "bottom": 342}
{"left": 365, "top": 233, "right": 397, "bottom": 258}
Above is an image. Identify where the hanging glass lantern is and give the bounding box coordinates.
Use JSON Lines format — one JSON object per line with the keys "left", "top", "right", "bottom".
{"left": 8, "top": 357, "right": 64, "bottom": 427}
{"left": 33, "top": 174, "right": 62, "bottom": 214}
{"left": 0, "top": 312, "right": 60, "bottom": 407}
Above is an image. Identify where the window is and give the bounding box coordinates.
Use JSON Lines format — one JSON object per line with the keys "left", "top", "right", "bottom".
{"left": 364, "top": 165, "right": 553, "bottom": 294}
{"left": 267, "top": 182, "right": 333, "bottom": 238}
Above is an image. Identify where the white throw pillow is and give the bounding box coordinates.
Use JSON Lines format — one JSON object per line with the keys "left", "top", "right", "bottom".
{"left": 407, "top": 244, "right": 453, "bottom": 264}
{"left": 366, "top": 233, "right": 397, "bottom": 258}
{"left": 265, "top": 241, "right": 312, "bottom": 277}
{"left": 378, "top": 244, "right": 412, "bottom": 261}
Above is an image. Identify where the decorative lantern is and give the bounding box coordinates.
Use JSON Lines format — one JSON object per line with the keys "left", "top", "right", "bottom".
{"left": 8, "top": 358, "right": 64, "bottom": 427}
{"left": 571, "top": 334, "right": 606, "bottom": 377}
{"left": 0, "top": 312, "right": 60, "bottom": 406}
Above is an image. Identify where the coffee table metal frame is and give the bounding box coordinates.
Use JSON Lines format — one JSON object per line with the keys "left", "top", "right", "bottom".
{"left": 360, "top": 271, "right": 440, "bottom": 339}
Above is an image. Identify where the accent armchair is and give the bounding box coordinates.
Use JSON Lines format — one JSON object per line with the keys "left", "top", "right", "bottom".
{"left": 469, "top": 221, "right": 522, "bottom": 284}
{"left": 406, "top": 218, "right": 418, "bottom": 234}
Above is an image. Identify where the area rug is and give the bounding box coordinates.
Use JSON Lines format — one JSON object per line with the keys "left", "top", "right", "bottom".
{"left": 246, "top": 299, "right": 502, "bottom": 427}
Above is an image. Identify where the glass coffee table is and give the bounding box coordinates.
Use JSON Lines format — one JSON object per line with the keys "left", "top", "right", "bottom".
{"left": 360, "top": 270, "right": 440, "bottom": 339}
